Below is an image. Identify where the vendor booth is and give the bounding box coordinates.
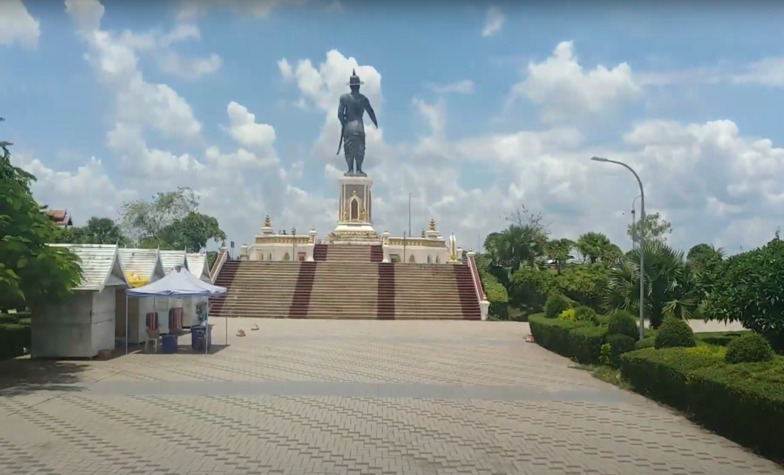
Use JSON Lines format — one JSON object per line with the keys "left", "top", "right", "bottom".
{"left": 124, "top": 268, "right": 227, "bottom": 354}
{"left": 33, "top": 244, "right": 131, "bottom": 358}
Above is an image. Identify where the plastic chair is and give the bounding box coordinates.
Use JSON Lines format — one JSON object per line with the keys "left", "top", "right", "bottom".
{"left": 145, "top": 328, "right": 160, "bottom": 353}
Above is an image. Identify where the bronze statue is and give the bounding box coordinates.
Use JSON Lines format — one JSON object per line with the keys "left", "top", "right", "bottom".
{"left": 336, "top": 69, "right": 378, "bottom": 176}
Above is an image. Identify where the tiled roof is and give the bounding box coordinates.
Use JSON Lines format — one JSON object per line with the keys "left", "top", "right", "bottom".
{"left": 186, "top": 253, "right": 207, "bottom": 279}
{"left": 47, "top": 243, "right": 121, "bottom": 291}
{"left": 117, "top": 248, "right": 162, "bottom": 280}
{"left": 46, "top": 209, "right": 72, "bottom": 226}
{"left": 159, "top": 249, "right": 187, "bottom": 272}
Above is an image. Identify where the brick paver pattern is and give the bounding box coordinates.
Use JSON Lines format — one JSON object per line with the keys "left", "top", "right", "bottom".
{"left": 0, "top": 319, "right": 781, "bottom": 475}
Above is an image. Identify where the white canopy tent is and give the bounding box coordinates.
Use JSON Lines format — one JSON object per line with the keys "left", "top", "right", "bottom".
{"left": 124, "top": 268, "right": 227, "bottom": 354}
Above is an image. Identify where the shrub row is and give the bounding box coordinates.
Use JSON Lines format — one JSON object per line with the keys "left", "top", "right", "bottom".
{"left": 0, "top": 323, "right": 31, "bottom": 359}
{"left": 531, "top": 309, "right": 644, "bottom": 366}
{"left": 620, "top": 347, "right": 784, "bottom": 462}
{"left": 529, "top": 314, "right": 606, "bottom": 365}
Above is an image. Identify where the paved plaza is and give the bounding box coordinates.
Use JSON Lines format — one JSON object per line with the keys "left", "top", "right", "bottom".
{"left": 0, "top": 319, "right": 781, "bottom": 475}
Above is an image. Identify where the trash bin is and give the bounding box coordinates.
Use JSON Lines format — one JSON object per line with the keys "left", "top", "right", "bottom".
{"left": 161, "top": 334, "right": 178, "bottom": 353}
{"left": 191, "top": 325, "right": 210, "bottom": 352}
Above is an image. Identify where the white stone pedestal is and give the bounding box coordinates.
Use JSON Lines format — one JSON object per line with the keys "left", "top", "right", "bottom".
{"left": 328, "top": 175, "right": 380, "bottom": 244}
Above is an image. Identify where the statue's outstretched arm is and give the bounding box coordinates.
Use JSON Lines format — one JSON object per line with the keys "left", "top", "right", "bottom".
{"left": 365, "top": 99, "right": 378, "bottom": 128}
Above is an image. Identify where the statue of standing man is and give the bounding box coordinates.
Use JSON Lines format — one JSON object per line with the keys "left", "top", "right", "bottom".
{"left": 336, "top": 69, "right": 378, "bottom": 176}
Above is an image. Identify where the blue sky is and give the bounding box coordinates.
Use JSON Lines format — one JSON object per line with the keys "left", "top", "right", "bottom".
{"left": 3, "top": 0, "right": 784, "bottom": 254}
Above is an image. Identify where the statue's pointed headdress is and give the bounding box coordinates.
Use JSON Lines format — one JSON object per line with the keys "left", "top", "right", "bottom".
{"left": 347, "top": 68, "right": 364, "bottom": 86}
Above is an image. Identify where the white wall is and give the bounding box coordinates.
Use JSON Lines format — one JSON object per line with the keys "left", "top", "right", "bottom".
{"left": 383, "top": 245, "right": 450, "bottom": 264}
{"left": 31, "top": 291, "right": 94, "bottom": 358}
{"left": 249, "top": 242, "right": 315, "bottom": 261}
{"left": 91, "top": 287, "right": 117, "bottom": 354}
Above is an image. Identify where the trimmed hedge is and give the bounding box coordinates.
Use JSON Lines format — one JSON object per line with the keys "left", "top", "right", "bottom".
{"left": 529, "top": 314, "right": 605, "bottom": 364}
{"left": 634, "top": 337, "right": 655, "bottom": 350}
{"left": 607, "top": 311, "right": 638, "bottom": 339}
{"left": 725, "top": 333, "right": 774, "bottom": 364}
{"left": 654, "top": 317, "right": 696, "bottom": 349}
{"left": 0, "top": 323, "right": 31, "bottom": 359}
{"left": 620, "top": 348, "right": 784, "bottom": 461}
{"left": 606, "top": 334, "right": 636, "bottom": 367}
{"left": 696, "top": 331, "right": 749, "bottom": 347}
{"left": 544, "top": 293, "right": 570, "bottom": 319}
{"left": 574, "top": 306, "right": 600, "bottom": 325}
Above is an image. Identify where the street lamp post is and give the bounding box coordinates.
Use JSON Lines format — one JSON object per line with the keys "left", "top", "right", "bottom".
{"left": 631, "top": 195, "right": 641, "bottom": 250}
{"left": 591, "top": 157, "right": 646, "bottom": 340}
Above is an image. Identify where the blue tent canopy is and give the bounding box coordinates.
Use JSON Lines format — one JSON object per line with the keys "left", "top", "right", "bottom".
{"left": 125, "top": 267, "right": 227, "bottom": 297}
{"left": 122, "top": 268, "right": 227, "bottom": 355}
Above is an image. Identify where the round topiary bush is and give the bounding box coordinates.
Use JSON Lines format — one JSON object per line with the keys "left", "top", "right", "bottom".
{"left": 653, "top": 317, "right": 696, "bottom": 349}
{"left": 574, "top": 306, "right": 600, "bottom": 325}
{"left": 607, "top": 310, "right": 639, "bottom": 339}
{"left": 725, "top": 333, "right": 774, "bottom": 364}
{"left": 544, "top": 293, "right": 570, "bottom": 319}
{"left": 634, "top": 336, "right": 655, "bottom": 350}
{"left": 606, "top": 333, "right": 637, "bottom": 367}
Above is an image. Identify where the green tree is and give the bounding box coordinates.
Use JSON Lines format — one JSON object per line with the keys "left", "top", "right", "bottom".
{"left": 54, "top": 216, "right": 127, "bottom": 245}
{"left": 576, "top": 232, "right": 618, "bottom": 264}
{"left": 604, "top": 240, "right": 698, "bottom": 328}
{"left": 628, "top": 211, "right": 672, "bottom": 244}
{"left": 159, "top": 212, "right": 227, "bottom": 252}
{"left": 545, "top": 238, "right": 574, "bottom": 274}
{"left": 553, "top": 263, "right": 609, "bottom": 310}
{"left": 484, "top": 205, "right": 549, "bottom": 273}
{"left": 120, "top": 187, "right": 199, "bottom": 246}
{"left": 120, "top": 188, "right": 225, "bottom": 250}
{"left": 0, "top": 141, "right": 82, "bottom": 310}
{"left": 686, "top": 243, "right": 724, "bottom": 300}
{"left": 704, "top": 238, "right": 784, "bottom": 350}
{"left": 509, "top": 265, "right": 555, "bottom": 312}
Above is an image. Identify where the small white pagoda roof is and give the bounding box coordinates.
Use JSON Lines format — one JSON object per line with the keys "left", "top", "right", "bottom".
{"left": 47, "top": 243, "right": 130, "bottom": 292}
{"left": 186, "top": 252, "right": 211, "bottom": 282}
{"left": 117, "top": 248, "right": 165, "bottom": 282}
{"left": 159, "top": 249, "right": 187, "bottom": 272}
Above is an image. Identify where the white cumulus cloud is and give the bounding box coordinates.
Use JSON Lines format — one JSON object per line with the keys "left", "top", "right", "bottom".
{"left": 509, "top": 41, "right": 641, "bottom": 123}
{"left": 482, "top": 6, "right": 504, "bottom": 37}
{"left": 0, "top": 0, "right": 40, "bottom": 49}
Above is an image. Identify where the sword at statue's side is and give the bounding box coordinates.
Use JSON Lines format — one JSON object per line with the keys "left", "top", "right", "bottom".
{"left": 336, "top": 123, "right": 345, "bottom": 156}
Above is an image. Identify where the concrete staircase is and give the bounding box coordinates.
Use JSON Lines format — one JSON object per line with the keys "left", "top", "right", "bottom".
{"left": 323, "top": 244, "right": 371, "bottom": 262}
{"left": 210, "top": 246, "right": 481, "bottom": 320}
{"left": 307, "top": 262, "right": 379, "bottom": 318}
{"left": 391, "top": 264, "right": 481, "bottom": 319}
{"left": 211, "top": 260, "right": 301, "bottom": 318}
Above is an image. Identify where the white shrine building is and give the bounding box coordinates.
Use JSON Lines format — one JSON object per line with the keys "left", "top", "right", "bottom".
{"left": 240, "top": 174, "right": 463, "bottom": 264}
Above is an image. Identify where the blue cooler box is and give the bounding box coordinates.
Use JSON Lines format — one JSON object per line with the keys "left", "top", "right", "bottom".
{"left": 161, "top": 334, "right": 178, "bottom": 353}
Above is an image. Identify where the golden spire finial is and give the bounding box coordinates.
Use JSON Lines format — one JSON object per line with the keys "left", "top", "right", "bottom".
{"left": 429, "top": 218, "right": 436, "bottom": 231}
{"left": 264, "top": 215, "right": 271, "bottom": 227}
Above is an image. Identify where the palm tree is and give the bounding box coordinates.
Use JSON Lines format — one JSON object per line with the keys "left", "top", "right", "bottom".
{"left": 604, "top": 240, "right": 698, "bottom": 328}
{"left": 577, "top": 232, "right": 615, "bottom": 264}
{"left": 545, "top": 238, "right": 575, "bottom": 274}
{"left": 484, "top": 224, "right": 547, "bottom": 272}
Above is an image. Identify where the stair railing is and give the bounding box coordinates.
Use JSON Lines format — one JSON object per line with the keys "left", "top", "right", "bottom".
{"left": 209, "top": 248, "right": 229, "bottom": 284}
{"left": 466, "top": 251, "right": 490, "bottom": 320}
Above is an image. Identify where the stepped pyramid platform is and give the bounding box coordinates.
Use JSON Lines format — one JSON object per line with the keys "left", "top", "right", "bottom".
{"left": 212, "top": 171, "right": 489, "bottom": 320}
{"left": 210, "top": 244, "right": 483, "bottom": 320}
